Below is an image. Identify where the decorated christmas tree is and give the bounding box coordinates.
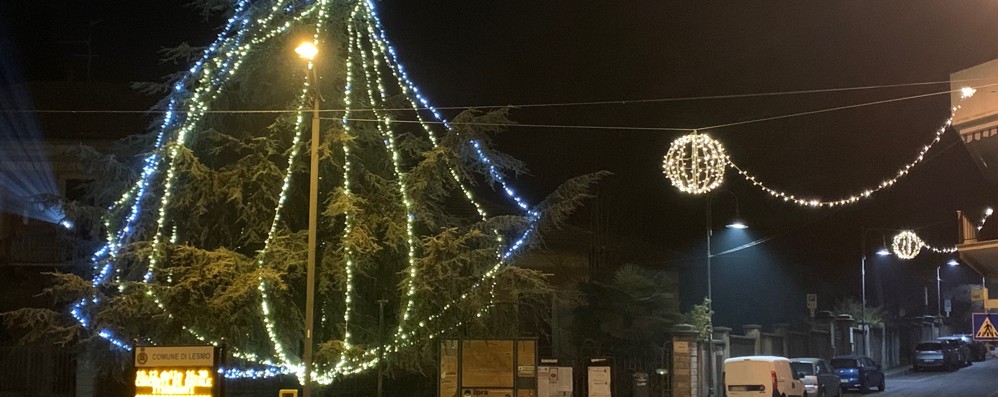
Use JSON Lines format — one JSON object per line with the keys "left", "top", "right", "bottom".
{"left": 4, "top": 0, "right": 603, "bottom": 388}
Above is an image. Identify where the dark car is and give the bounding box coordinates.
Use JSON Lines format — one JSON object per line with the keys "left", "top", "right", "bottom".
{"left": 937, "top": 337, "right": 971, "bottom": 367}
{"left": 831, "top": 355, "right": 885, "bottom": 393}
{"left": 952, "top": 334, "right": 988, "bottom": 362}
{"left": 790, "top": 358, "right": 842, "bottom": 397}
{"left": 912, "top": 341, "right": 960, "bottom": 371}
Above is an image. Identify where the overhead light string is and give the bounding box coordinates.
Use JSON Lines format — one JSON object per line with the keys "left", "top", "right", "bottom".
{"left": 724, "top": 88, "right": 976, "bottom": 208}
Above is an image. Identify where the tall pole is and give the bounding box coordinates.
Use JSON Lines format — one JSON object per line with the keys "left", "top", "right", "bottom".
{"left": 705, "top": 196, "right": 714, "bottom": 397}
{"left": 860, "top": 225, "right": 867, "bottom": 357}
{"left": 303, "top": 64, "right": 320, "bottom": 397}
{"left": 936, "top": 266, "right": 942, "bottom": 317}
{"left": 377, "top": 299, "right": 387, "bottom": 397}
{"left": 861, "top": 254, "right": 867, "bottom": 356}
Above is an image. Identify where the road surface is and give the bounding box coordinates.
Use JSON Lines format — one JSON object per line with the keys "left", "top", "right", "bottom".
{"left": 844, "top": 357, "right": 998, "bottom": 396}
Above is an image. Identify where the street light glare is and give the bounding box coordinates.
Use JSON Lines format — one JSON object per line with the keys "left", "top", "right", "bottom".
{"left": 296, "top": 42, "right": 318, "bottom": 60}
{"left": 875, "top": 247, "right": 891, "bottom": 256}
{"left": 947, "top": 258, "right": 959, "bottom": 266}
{"left": 725, "top": 218, "right": 748, "bottom": 229}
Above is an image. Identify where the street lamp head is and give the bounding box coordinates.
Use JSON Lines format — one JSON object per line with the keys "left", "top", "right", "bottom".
{"left": 296, "top": 42, "right": 318, "bottom": 60}
{"left": 725, "top": 217, "right": 748, "bottom": 229}
{"left": 875, "top": 247, "right": 891, "bottom": 256}
{"left": 947, "top": 258, "right": 959, "bottom": 267}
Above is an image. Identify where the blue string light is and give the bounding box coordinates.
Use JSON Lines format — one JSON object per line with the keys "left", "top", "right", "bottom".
{"left": 77, "top": 0, "right": 546, "bottom": 380}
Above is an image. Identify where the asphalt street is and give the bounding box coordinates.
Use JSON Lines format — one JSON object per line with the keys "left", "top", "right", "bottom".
{"left": 844, "top": 356, "right": 998, "bottom": 397}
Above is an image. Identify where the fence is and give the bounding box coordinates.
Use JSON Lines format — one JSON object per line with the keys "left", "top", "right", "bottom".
{"left": 0, "top": 345, "right": 75, "bottom": 397}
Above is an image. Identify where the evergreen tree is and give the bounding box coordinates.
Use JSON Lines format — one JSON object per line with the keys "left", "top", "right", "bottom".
{"left": 571, "top": 264, "right": 683, "bottom": 357}
{"left": 4, "top": 0, "right": 604, "bottom": 387}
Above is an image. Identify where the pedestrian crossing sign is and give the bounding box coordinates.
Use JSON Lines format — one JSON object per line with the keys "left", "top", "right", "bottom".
{"left": 973, "top": 313, "right": 998, "bottom": 341}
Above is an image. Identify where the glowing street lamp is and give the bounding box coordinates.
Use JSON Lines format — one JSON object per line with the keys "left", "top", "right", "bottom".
{"left": 296, "top": 42, "right": 318, "bottom": 61}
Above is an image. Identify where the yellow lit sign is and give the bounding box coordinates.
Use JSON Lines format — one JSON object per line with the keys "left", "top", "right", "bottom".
{"left": 135, "top": 368, "right": 214, "bottom": 397}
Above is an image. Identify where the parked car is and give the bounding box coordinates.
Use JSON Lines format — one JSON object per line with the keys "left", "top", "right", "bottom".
{"left": 937, "top": 336, "right": 971, "bottom": 367}
{"left": 952, "top": 334, "right": 988, "bottom": 362}
{"left": 830, "top": 355, "right": 885, "bottom": 393}
{"left": 790, "top": 358, "right": 842, "bottom": 397}
{"left": 912, "top": 341, "right": 960, "bottom": 371}
{"left": 723, "top": 355, "right": 806, "bottom": 397}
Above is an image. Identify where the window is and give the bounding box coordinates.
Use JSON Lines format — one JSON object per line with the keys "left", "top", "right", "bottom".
{"left": 830, "top": 358, "right": 857, "bottom": 369}
{"left": 790, "top": 362, "right": 814, "bottom": 376}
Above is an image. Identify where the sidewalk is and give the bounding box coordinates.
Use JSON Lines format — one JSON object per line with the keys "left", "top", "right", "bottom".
{"left": 883, "top": 365, "right": 910, "bottom": 377}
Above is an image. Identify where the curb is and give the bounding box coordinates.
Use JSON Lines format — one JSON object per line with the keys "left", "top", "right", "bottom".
{"left": 883, "top": 366, "right": 909, "bottom": 377}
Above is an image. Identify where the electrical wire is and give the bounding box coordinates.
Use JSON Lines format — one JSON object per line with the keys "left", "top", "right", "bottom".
{"left": 699, "top": 82, "right": 998, "bottom": 130}
{"left": 3, "top": 80, "right": 996, "bottom": 133}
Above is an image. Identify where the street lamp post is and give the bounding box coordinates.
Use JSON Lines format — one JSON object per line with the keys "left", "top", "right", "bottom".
{"left": 705, "top": 191, "right": 747, "bottom": 397}
{"left": 296, "top": 41, "right": 320, "bottom": 397}
{"left": 937, "top": 260, "right": 958, "bottom": 317}
{"left": 859, "top": 227, "right": 891, "bottom": 356}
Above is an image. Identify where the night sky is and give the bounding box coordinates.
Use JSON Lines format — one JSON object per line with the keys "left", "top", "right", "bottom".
{"left": 3, "top": 1, "right": 998, "bottom": 329}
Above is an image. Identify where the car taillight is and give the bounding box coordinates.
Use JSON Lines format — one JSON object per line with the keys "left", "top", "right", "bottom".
{"left": 771, "top": 370, "right": 778, "bottom": 392}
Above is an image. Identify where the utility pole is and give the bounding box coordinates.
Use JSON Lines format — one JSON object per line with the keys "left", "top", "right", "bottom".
{"left": 378, "top": 299, "right": 387, "bottom": 397}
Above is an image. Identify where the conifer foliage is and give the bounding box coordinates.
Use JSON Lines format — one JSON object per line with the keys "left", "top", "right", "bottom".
{"left": 4, "top": 0, "right": 604, "bottom": 386}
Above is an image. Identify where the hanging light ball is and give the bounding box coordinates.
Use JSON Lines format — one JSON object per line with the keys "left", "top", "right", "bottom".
{"left": 891, "top": 230, "right": 923, "bottom": 260}
{"left": 662, "top": 131, "right": 729, "bottom": 195}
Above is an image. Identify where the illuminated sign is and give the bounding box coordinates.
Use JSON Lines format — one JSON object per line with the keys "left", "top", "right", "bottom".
{"left": 134, "top": 345, "right": 219, "bottom": 397}
{"left": 135, "top": 369, "right": 213, "bottom": 397}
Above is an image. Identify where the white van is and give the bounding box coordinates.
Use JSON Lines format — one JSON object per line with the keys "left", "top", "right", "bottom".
{"left": 722, "top": 356, "right": 806, "bottom": 397}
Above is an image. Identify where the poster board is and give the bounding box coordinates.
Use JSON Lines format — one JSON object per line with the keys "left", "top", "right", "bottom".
{"left": 439, "top": 339, "right": 537, "bottom": 397}
{"left": 537, "top": 366, "right": 573, "bottom": 397}
{"left": 587, "top": 366, "right": 611, "bottom": 397}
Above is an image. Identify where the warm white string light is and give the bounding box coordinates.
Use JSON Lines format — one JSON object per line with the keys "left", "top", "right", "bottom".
{"left": 77, "top": 0, "right": 983, "bottom": 379}
{"left": 978, "top": 207, "right": 993, "bottom": 231}
{"left": 890, "top": 229, "right": 956, "bottom": 259}
{"left": 730, "top": 96, "right": 971, "bottom": 207}
{"left": 924, "top": 244, "right": 957, "bottom": 254}
{"left": 891, "top": 230, "right": 923, "bottom": 260}
{"left": 78, "top": 0, "right": 325, "bottom": 373}
{"left": 662, "top": 131, "right": 729, "bottom": 195}
{"left": 83, "top": 0, "right": 543, "bottom": 382}
{"left": 78, "top": 0, "right": 261, "bottom": 353}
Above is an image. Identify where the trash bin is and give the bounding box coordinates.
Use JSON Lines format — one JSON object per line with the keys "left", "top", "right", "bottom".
{"left": 632, "top": 372, "right": 649, "bottom": 397}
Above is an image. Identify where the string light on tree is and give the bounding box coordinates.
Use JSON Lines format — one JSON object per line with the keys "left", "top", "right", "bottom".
{"left": 73, "top": 0, "right": 546, "bottom": 384}
{"left": 662, "top": 131, "right": 729, "bottom": 195}
{"left": 892, "top": 230, "right": 923, "bottom": 260}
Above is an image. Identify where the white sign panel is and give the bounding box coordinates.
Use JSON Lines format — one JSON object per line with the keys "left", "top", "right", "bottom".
{"left": 557, "top": 367, "right": 573, "bottom": 392}
{"left": 135, "top": 345, "right": 215, "bottom": 368}
{"left": 588, "top": 366, "right": 611, "bottom": 397}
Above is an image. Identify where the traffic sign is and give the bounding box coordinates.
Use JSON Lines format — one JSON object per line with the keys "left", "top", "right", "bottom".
{"left": 806, "top": 294, "right": 817, "bottom": 309}
{"left": 973, "top": 313, "right": 998, "bottom": 341}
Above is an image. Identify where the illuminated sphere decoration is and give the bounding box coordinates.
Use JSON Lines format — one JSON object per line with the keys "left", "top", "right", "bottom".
{"left": 891, "top": 230, "right": 923, "bottom": 260}
{"left": 662, "top": 132, "right": 729, "bottom": 195}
